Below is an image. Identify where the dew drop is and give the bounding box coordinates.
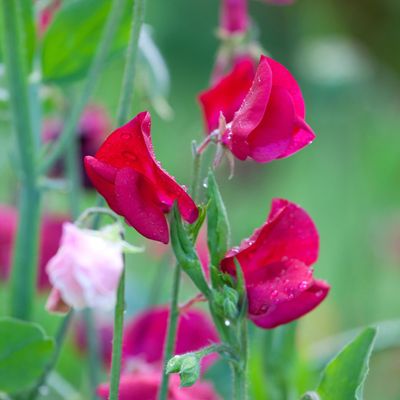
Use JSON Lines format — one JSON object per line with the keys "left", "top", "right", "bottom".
{"left": 224, "top": 320, "right": 231, "bottom": 326}
{"left": 122, "top": 151, "right": 137, "bottom": 162}
{"left": 120, "top": 132, "right": 131, "bottom": 139}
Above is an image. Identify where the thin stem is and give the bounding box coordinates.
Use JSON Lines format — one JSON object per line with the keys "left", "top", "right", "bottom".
{"left": 39, "top": 0, "right": 126, "bottom": 174}
{"left": 27, "top": 312, "right": 74, "bottom": 400}
{"left": 108, "top": 268, "right": 126, "bottom": 400}
{"left": 0, "top": 0, "right": 41, "bottom": 320}
{"left": 232, "top": 318, "right": 248, "bottom": 400}
{"left": 116, "top": 0, "right": 146, "bottom": 126}
{"left": 191, "top": 140, "right": 202, "bottom": 202}
{"left": 158, "top": 264, "right": 181, "bottom": 400}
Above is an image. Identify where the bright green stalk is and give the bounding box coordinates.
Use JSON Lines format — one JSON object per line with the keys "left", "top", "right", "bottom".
{"left": 39, "top": 0, "right": 127, "bottom": 174}
{"left": 0, "top": 0, "right": 41, "bottom": 320}
{"left": 108, "top": 268, "right": 126, "bottom": 400}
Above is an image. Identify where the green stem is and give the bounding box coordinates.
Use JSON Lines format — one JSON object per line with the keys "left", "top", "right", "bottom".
{"left": 39, "top": 0, "right": 126, "bottom": 174}
{"left": 0, "top": 0, "right": 41, "bottom": 321}
{"left": 116, "top": 0, "right": 146, "bottom": 126}
{"left": 27, "top": 312, "right": 74, "bottom": 400}
{"left": 191, "top": 141, "right": 202, "bottom": 201}
{"left": 108, "top": 268, "right": 126, "bottom": 400}
{"left": 158, "top": 264, "right": 181, "bottom": 400}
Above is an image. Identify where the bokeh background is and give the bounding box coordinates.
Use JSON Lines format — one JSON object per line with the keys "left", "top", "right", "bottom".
{"left": 0, "top": 0, "right": 399, "bottom": 399}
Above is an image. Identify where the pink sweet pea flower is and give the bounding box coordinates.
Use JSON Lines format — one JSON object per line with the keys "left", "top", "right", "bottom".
{"left": 84, "top": 111, "right": 198, "bottom": 244}
{"left": 0, "top": 205, "right": 68, "bottom": 291}
{"left": 122, "top": 306, "right": 219, "bottom": 371}
{"left": 37, "top": 0, "right": 61, "bottom": 36}
{"left": 46, "top": 223, "right": 124, "bottom": 313}
{"left": 43, "top": 105, "right": 111, "bottom": 188}
{"left": 220, "top": 0, "right": 249, "bottom": 34}
{"left": 221, "top": 199, "right": 330, "bottom": 329}
{"left": 97, "top": 372, "right": 220, "bottom": 400}
{"left": 199, "top": 55, "right": 315, "bottom": 163}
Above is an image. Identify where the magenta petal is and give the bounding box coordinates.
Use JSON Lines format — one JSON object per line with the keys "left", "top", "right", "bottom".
{"left": 250, "top": 280, "right": 330, "bottom": 329}
{"left": 229, "top": 56, "right": 273, "bottom": 160}
{"left": 221, "top": 199, "right": 319, "bottom": 276}
{"left": 246, "top": 259, "right": 314, "bottom": 315}
{"left": 198, "top": 58, "right": 256, "bottom": 133}
{"left": 84, "top": 156, "right": 120, "bottom": 214}
{"left": 279, "top": 118, "right": 316, "bottom": 159}
{"left": 266, "top": 56, "right": 305, "bottom": 118}
{"left": 247, "top": 86, "right": 295, "bottom": 163}
{"left": 115, "top": 168, "right": 169, "bottom": 244}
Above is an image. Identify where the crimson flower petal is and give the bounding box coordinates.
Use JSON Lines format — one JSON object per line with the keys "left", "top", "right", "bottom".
{"left": 229, "top": 56, "right": 273, "bottom": 160}
{"left": 198, "top": 58, "right": 256, "bottom": 133}
{"left": 247, "top": 86, "right": 295, "bottom": 162}
{"left": 221, "top": 199, "right": 319, "bottom": 276}
{"left": 246, "top": 259, "right": 314, "bottom": 315}
{"left": 115, "top": 168, "right": 169, "bottom": 244}
{"left": 250, "top": 280, "right": 330, "bottom": 329}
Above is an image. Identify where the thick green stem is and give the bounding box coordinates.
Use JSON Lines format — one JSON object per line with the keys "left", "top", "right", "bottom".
{"left": 108, "top": 269, "right": 126, "bottom": 400}
{"left": 0, "top": 0, "right": 41, "bottom": 320}
{"left": 158, "top": 264, "right": 181, "bottom": 400}
{"left": 232, "top": 318, "right": 248, "bottom": 400}
{"left": 39, "top": 0, "right": 126, "bottom": 174}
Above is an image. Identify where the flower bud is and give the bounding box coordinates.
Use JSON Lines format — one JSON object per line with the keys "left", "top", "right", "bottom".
{"left": 166, "top": 353, "right": 201, "bottom": 387}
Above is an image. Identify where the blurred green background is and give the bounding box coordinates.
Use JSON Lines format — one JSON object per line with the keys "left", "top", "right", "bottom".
{"left": 1, "top": 0, "right": 399, "bottom": 399}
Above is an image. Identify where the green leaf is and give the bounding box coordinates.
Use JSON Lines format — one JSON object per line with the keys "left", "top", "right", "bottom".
{"left": 137, "top": 25, "right": 172, "bottom": 119}
{"left": 316, "top": 327, "right": 377, "bottom": 400}
{"left": 0, "top": 318, "right": 54, "bottom": 394}
{"left": 41, "top": 0, "right": 132, "bottom": 83}
{"left": 206, "top": 170, "right": 230, "bottom": 268}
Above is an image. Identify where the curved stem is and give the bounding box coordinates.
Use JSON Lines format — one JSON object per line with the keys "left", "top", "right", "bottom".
{"left": 39, "top": 0, "right": 126, "bottom": 174}
{"left": 0, "top": 0, "right": 41, "bottom": 320}
{"left": 108, "top": 268, "right": 126, "bottom": 400}
{"left": 191, "top": 141, "right": 202, "bottom": 202}
{"left": 158, "top": 263, "right": 181, "bottom": 400}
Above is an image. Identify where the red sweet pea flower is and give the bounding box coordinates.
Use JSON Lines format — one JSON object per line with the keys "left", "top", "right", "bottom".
{"left": 199, "top": 55, "right": 315, "bottom": 163}
{"left": 220, "top": 0, "right": 249, "bottom": 34}
{"left": 97, "top": 372, "right": 220, "bottom": 400}
{"left": 221, "top": 199, "right": 330, "bottom": 329}
{"left": 123, "top": 306, "right": 219, "bottom": 371}
{"left": 84, "top": 112, "right": 198, "bottom": 244}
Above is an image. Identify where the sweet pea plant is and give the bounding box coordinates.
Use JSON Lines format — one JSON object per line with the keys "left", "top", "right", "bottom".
{"left": 0, "top": 0, "right": 379, "bottom": 399}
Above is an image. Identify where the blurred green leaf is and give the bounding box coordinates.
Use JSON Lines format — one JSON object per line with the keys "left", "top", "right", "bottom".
{"left": 41, "top": 0, "right": 132, "bottom": 83}
{"left": 0, "top": 318, "right": 54, "bottom": 394}
{"left": 315, "top": 327, "right": 377, "bottom": 400}
{"left": 137, "top": 25, "right": 172, "bottom": 119}
{"left": 207, "top": 170, "right": 230, "bottom": 269}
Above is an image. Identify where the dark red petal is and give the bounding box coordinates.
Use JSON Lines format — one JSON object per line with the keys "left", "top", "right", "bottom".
{"left": 115, "top": 168, "right": 169, "bottom": 244}
{"left": 84, "top": 156, "right": 120, "bottom": 214}
{"left": 198, "top": 57, "right": 256, "bottom": 133}
{"left": 93, "top": 112, "right": 198, "bottom": 225}
{"left": 221, "top": 198, "right": 319, "bottom": 276}
{"left": 249, "top": 280, "right": 330, "bottom": 329}
{"left": 228, "top": 56, "right": 273, "bottom": 160}
{"left": 266, "top": 56, "right": 305, "bottom": 118}
{"left": 246, "top": 259, "right": 314, "bottom": 315}
{"left": 247, "top": 86, "right": 295, "bottom": 162}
